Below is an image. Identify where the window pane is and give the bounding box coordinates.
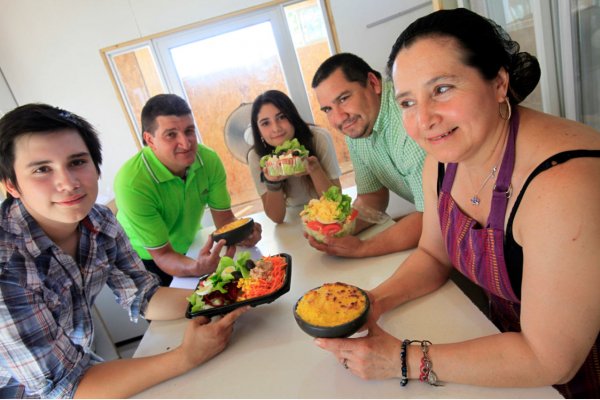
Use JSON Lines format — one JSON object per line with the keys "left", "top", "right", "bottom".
{"left": 501, "top": 0, "right": 543, "bottom": 112}
{"left": 112, "top": 46, "right": 165, "bottom": 136}
{"left": 574, "top": 0, "right": 600, "bottom": 130}
{"left": 284, "top": 0, "right": 352, "bottom": 173}
{"left": 170, "top": 22, "right": 288, "bottom": 206}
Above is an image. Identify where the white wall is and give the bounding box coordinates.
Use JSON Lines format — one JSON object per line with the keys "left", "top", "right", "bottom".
{"left": 328, "top": 0, "right": 433, "bottom": 74}
{"left": 0, "top": 68, "right": 17, "bottom": 117}
{"left": 0, "top": 0, "right": 266, "bottom": 199}
{"left": 0, "top": 0, "right": 426, "bottom": 199}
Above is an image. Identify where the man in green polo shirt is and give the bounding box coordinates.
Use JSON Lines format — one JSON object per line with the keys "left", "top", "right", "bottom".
{"left": 309, "top": 53, "right": 426, "bottom": 258}
{"left": 114, "top": 94, "right": 262, "bottom": 286}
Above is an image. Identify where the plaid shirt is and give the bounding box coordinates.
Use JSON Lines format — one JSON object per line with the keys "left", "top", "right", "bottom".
{"left": 346, "top": 80, "right": 426, "bottom": 211}
{"left": 0, "top": 198, "right": 160, "bottom": 398}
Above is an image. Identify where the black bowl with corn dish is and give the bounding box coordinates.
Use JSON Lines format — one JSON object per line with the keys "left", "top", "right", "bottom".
{"left": 211, "top": 217, "right": 254, "bottom": 246}
{"left": 293, "top": 282, "right": 370, "bottom": 338}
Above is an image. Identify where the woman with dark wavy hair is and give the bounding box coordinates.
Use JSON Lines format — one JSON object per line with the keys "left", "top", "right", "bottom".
{"left": 248, "top": 90, "right": 341, "bottom": 223}
{"left": 313, "top": 8, "right": 600, "bottom": 397}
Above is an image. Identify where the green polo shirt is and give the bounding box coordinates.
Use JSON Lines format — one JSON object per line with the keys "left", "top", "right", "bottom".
{"left": 114, "top": 145, "right": 231, "bottom": 260}
{"left": 345, "top": 80, "right": 426, "bottom": 211}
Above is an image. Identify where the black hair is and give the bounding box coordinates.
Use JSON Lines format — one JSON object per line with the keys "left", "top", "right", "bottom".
{"left": 250, "top": 90, "right": 316, "bottom": 158}
{"left": 0, "top": 103, "right": 102, "bottom": 195}
{"left": 311, "top": 53, "right": 382, "bottom": 89}
{"left": 141, "top": 94, "right": 192, "bottom": 144}
{"left": 386, "top": 8, "right": 540, "bottom": 104}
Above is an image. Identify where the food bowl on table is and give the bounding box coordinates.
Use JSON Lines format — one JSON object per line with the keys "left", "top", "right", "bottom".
{"left": 293, "top": 282, "right": 370, "bottom": 338}
{"left": 211, "top": 217, "right": 254, "bottom": 246}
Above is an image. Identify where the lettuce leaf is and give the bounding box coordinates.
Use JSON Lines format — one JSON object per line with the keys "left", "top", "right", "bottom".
{"left": 323, "top": 186, "right": 352, "bottom": 222}
{"left": 274, "top": 138, "right": 309, "bottom": 157}
{"left": 259, "top": 139, "right": 309, "bottom": 167}
{"left": 234, "top": 251, "right": 251, "bottom": 279}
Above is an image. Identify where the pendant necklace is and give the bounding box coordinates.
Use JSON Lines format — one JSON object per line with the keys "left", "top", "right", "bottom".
{"left": 470, "top": 166, "right": 497, "bottom": 206}
{"left": 470, "top": 130, "right": 509, "bottom": 206}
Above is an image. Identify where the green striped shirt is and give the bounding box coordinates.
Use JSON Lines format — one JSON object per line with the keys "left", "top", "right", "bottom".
{"left": 345, "top": 80, "right": 425, "bottom": 211}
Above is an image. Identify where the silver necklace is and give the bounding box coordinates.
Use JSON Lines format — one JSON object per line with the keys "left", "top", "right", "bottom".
{"left": 470, "top": 128, "right": 511, "bottom": 206}
{"left": 470, "top": 166, "right": 497, "bottom": 206}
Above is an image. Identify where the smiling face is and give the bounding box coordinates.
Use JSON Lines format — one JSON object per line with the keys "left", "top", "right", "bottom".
{"left": 143, "top": 114, "right": 198, "bottom": 177}
{"left": 257, "top": 103, "right": 295, "bottom": 147}
{"left": 392, "top": 36, "right": 508, "bottom": 164}
{"left": 314, "top": 68, "right": 382, "bottom": 139}
{"left": 4, "top": 129, "right": 99, "bottom": 235}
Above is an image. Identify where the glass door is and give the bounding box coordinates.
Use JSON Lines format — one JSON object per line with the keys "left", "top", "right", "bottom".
{"left": 469, "top": 0, "right": 556, "bottom": 114}
{"left": 568, "top": 0, "right": 600, "bottom": 130}
{"left": 469, "top": 0, "right": 600, "bottom": 130}
{"left": 156, "top": 14, "right": 292, "bottom": 206}
{"left": 154, "top": 3, "right": 341, "bottom": 206}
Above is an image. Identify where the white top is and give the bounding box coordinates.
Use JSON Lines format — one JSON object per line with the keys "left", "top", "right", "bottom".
{"left": 135, "top": 202, "right": 561, "bottom": 399}
{"left": 247, "top": 126, "right": 342, "bottom": 207}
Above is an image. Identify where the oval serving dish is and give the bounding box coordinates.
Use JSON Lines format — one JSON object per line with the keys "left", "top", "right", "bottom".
{"left": 211, "top": 217, "right": 254, "bottom": 246}
{"left": 293, "top": 282, "right": 370, "bottom": 338}
{"left": 186, "top": 253, "right": 292, "bottom": 319}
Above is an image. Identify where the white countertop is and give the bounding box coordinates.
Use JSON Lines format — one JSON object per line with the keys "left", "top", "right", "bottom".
{"left": 134, "top": 197, "right": 561, "bottom": 398}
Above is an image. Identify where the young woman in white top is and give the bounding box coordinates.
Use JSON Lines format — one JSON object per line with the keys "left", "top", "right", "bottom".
{"left": 248, "top": 90, "right": 341, "bottom": 223}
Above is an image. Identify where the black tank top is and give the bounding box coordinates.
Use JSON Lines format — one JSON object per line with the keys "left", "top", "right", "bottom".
{"left": 504, "top": 149, "right": 600, "bottom": 299}
{"left": 438, "top": 149, "right": 600, "bottom": 300}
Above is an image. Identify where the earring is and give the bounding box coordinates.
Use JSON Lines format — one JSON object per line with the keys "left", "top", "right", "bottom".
{"left": 260, "top": 136, "right": 266, "bottom": 145}
{"left": 499, "top": 97, "right": 512, "bottom": 121}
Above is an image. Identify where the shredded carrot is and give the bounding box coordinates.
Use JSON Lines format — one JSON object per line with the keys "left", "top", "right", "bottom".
{"left": 237, "top": 256, "right": 287, "bottom": 300}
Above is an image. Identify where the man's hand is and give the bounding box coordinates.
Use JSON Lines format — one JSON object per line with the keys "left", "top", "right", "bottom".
{"left": 177, "top": 306, "right": 249, "bottom": 369}
{"left": 305, "top": 232, "right": 367, "bottom": 258}
{"left": 238, "top": 221, "right": 262, "bottom": 247}
{"left": 195, "top": 236, "right": 235, "bottom": 276}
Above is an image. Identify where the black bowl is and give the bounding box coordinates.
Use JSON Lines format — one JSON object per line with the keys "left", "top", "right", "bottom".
{"left": 211, "top": 218, "right": 254, "bottom": 246}
{"left": 293, "top": 284, "right": 370, "bottom": 338}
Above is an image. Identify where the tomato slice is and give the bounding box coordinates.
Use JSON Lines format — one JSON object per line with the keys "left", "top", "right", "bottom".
{"left": 306, "top": 221, "right": 324, "bottom": 232}
{"left": 321, "top": 223, "right": 342, "bottom": 236}
{"left": 348, "top": 209, "right": 359, "bottom": 221}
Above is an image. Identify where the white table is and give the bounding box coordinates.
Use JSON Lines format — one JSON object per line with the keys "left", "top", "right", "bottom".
{"left": 134, "top": 203, "right": 561, "bottom": 398}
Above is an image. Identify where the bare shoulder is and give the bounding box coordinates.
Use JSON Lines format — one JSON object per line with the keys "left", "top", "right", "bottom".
{"left": 519, "top": 107, "right": 600, "bottom": 153}
{"left": 512, "top": 144, "right": 600, "bottom": 245}
{"left": 518, "top": 106, "right": 600, "bottom": 185}
{"left": 513, "top": 107, "right": 600, "bottom": 196}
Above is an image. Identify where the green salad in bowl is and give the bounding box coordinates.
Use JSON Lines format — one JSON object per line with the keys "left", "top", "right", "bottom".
{"left": 259, "top": 138, "right": 309, "bottom": 176}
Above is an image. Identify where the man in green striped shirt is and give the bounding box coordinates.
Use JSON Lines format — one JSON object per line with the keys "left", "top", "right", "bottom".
{"left": 310, "top": 53, "right": 426, "bottom": 258}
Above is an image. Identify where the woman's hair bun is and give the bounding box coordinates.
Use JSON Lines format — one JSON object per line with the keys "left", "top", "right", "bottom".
{"left": 507, "top": 51, "right": 541, "bottom": 104}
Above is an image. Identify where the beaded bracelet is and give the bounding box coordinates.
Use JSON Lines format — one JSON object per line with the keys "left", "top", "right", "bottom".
{"left": 400, "top": 339, "right": 409, "bottom": 386}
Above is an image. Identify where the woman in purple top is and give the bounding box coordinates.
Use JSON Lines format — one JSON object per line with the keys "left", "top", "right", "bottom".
{"left": 313, "top": 8, "right": 600, "bottom": 398}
